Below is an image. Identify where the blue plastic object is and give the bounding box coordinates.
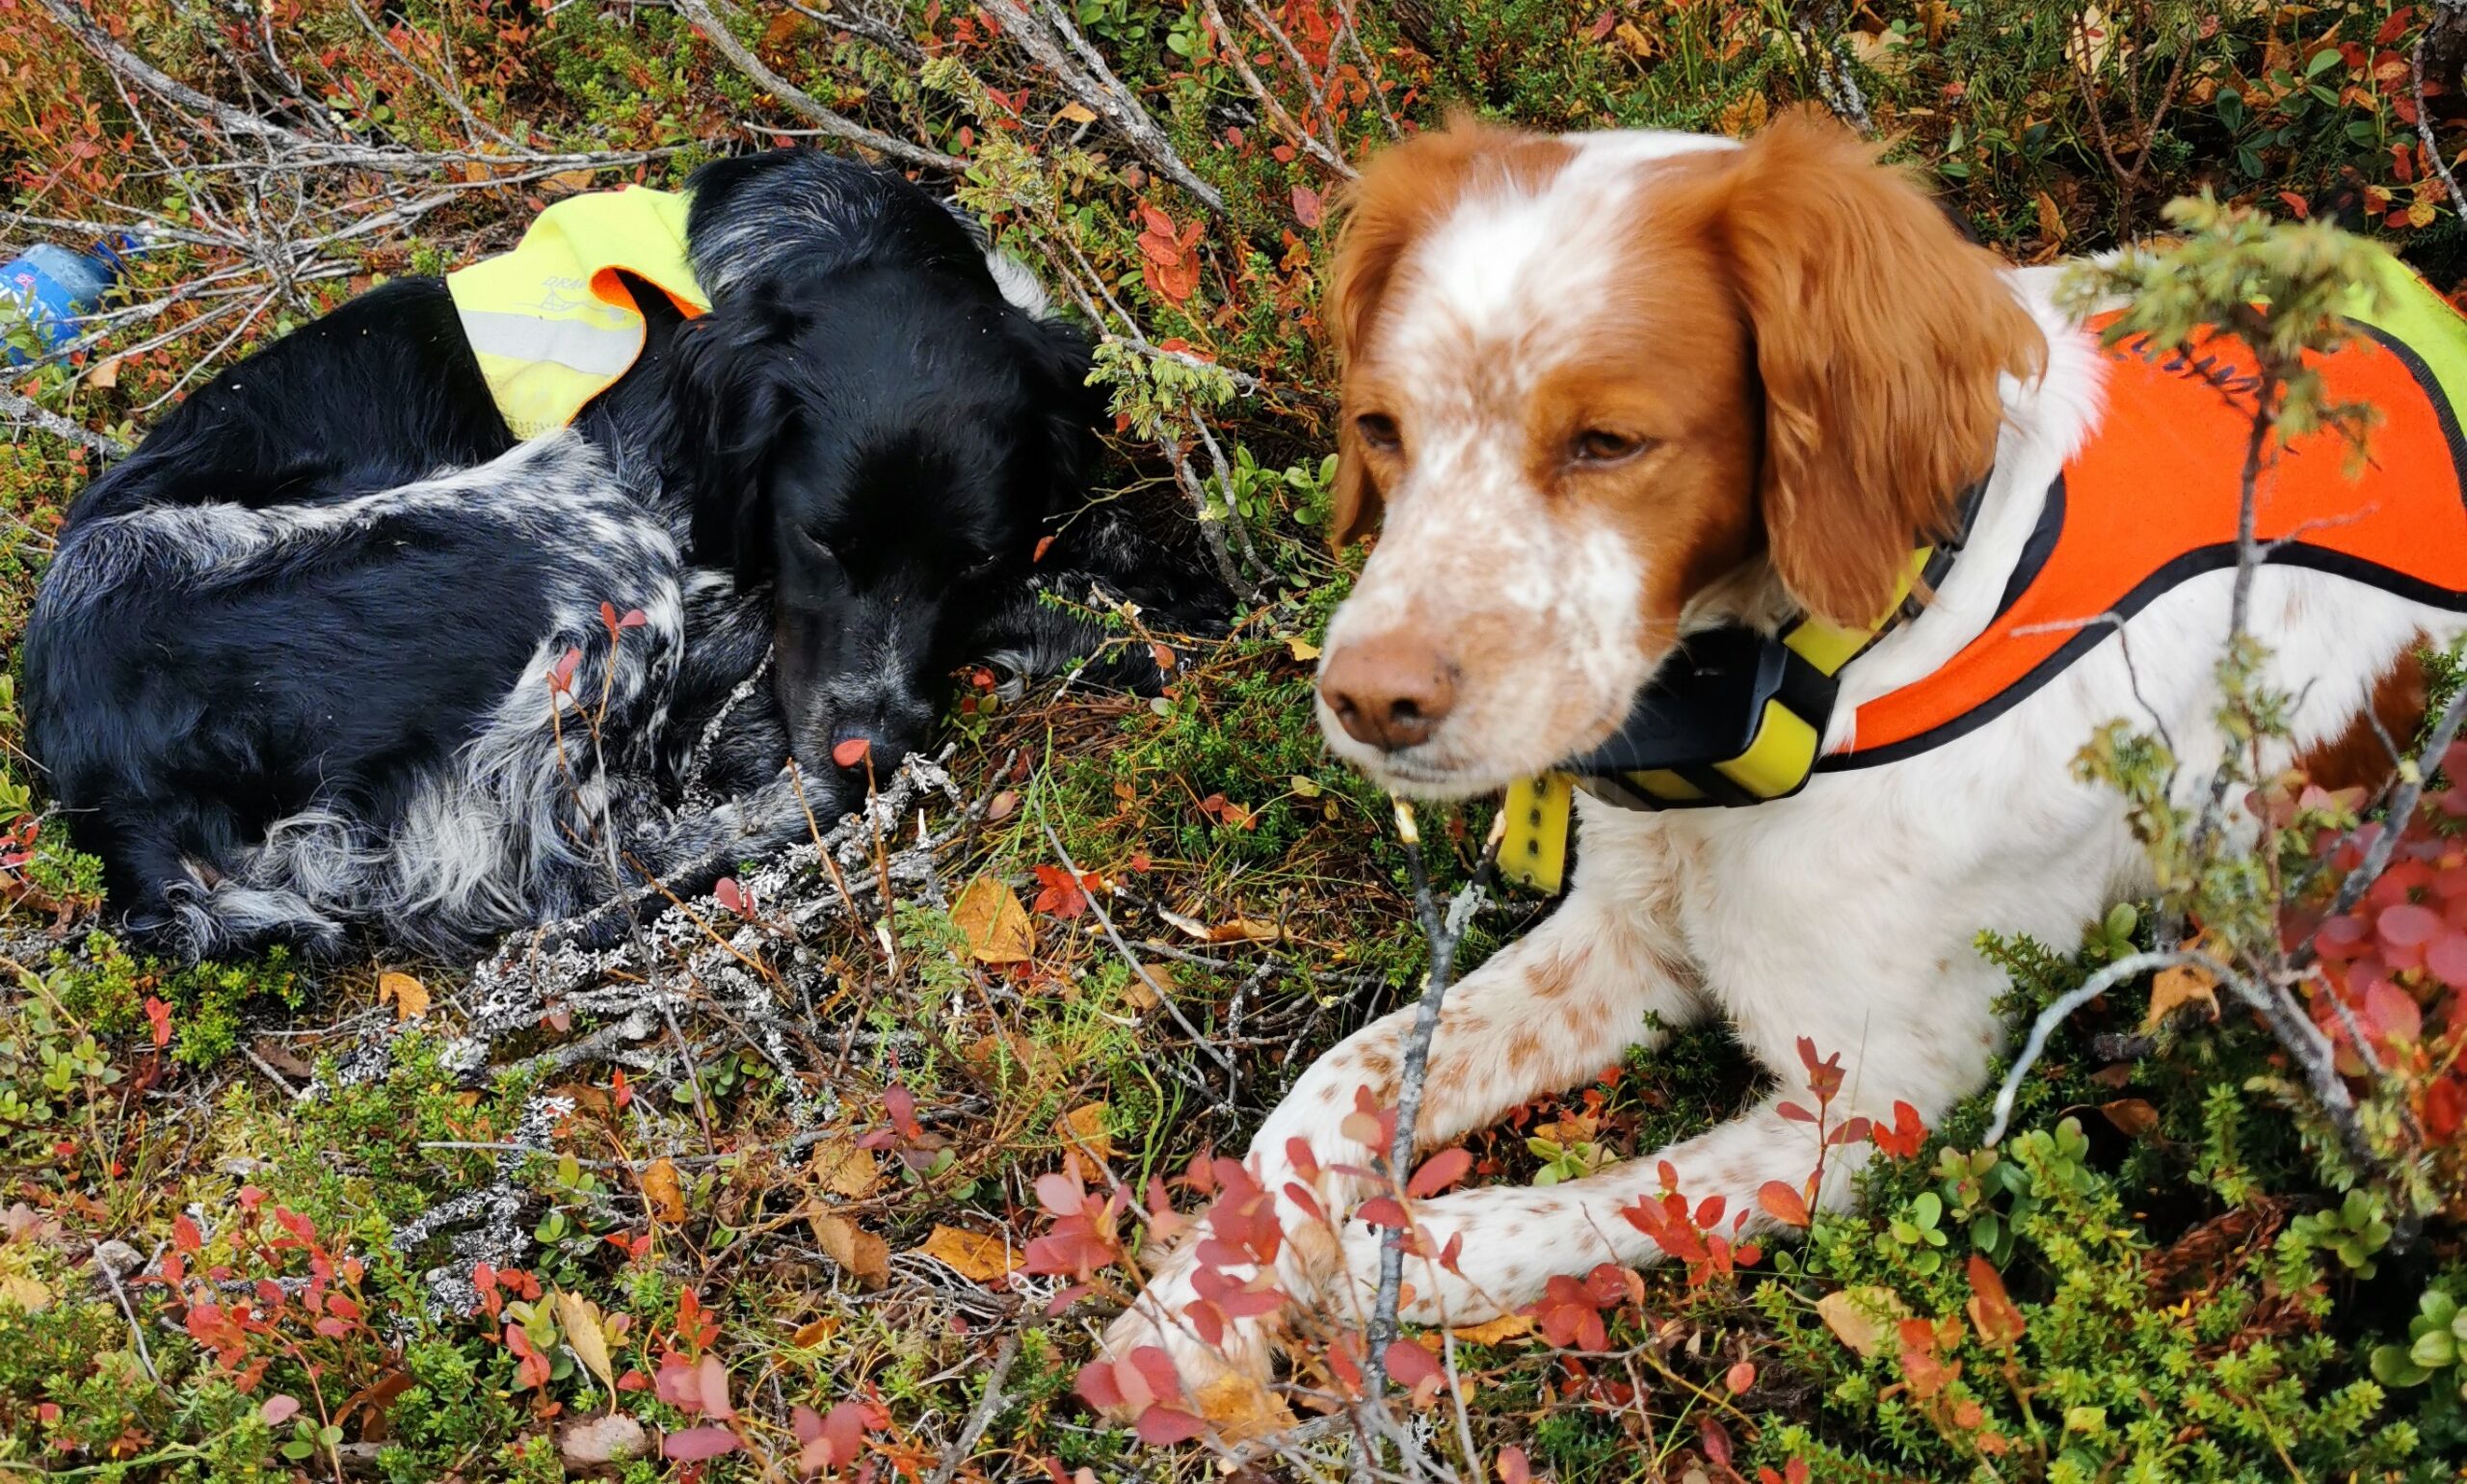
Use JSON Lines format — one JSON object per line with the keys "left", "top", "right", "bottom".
{"left": 2, "top": 237, "right": 133, "bottom": 364}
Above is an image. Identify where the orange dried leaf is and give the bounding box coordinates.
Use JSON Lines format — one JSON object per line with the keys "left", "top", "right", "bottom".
{"left": 915, "top": 1225, "right": 1019, "bottom": 1284}
{"left": 951, "top": 875, "right": 1035, "bottom": 964}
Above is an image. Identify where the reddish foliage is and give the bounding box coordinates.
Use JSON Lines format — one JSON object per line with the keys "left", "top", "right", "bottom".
{"left": 2295, "top": 744, "right": 2467, "bottom": 1146}
{"left": 1031, "top": 863, "right": 1100, "bottom": 918}
{"left": 1525, "top": 1262, "right": 1630, "bottom": 1351}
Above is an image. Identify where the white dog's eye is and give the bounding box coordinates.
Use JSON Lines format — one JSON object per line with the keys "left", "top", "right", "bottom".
{"left": 1355, "top": 412, "right": 1403, "bottom": 452}
{"left": 1571, "top": 429, "right": 1650, "bottom": 465}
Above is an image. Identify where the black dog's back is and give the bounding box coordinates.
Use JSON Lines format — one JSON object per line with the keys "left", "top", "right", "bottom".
{"left": 61, "top": 278, "right": 514, "bottom": 525}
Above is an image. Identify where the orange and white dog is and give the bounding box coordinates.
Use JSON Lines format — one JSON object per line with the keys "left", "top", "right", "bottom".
{"left": 1105, "top": 110, "right": 2465, "bottom": 1388}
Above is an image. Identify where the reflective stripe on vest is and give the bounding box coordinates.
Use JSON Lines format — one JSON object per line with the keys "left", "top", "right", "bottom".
{"left": 1823, "top": 243, "right": 2467, "bottom": 769}
{"left": 445, "top": 186, "right": 711, "bottom": 438}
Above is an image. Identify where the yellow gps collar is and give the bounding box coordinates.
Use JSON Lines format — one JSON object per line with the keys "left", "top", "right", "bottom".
{"left": 1497, "top": 481, "right": 1983, "bottom": 894}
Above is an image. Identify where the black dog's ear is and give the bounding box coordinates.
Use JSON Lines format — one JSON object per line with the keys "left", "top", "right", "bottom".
{"left": 1004, "top": 309, "right": 1105, "bottom": 513}
{"left": 666, "top": 300, "right": 801, "bottom": 587}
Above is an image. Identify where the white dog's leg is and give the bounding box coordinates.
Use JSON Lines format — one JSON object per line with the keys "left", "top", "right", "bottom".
{"left": 1102, "top": 836, "right": 1708, "bottom": 1386}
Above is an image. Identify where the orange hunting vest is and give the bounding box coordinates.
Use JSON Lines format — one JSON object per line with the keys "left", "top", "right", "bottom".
{"left": 1821, "top": 247, "right": 2467, "bottom": 770}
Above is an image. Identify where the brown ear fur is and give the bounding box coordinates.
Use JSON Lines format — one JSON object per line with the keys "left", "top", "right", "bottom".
{"left": 1718, "top": 108, "right": 2046, "bottom": 623}
{"left": 1323, "top": 116, "right": 1568, "bottom": 546}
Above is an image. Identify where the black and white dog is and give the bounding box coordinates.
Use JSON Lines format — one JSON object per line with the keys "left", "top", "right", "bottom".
{"left": 24, "top": 150, "right": 1217, "bottom": 960}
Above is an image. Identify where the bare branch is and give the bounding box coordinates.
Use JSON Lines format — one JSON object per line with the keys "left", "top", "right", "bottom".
{"left": 1366, "top": 803, "right": 1499, "bottom": 1403}
{"left": 984, "top": 0, "right": 1229, "bottom": 215}
{"left": 673, "top": 0, "right": 968, "bottom": 173}
{"left": 1204, "top": 0, "right": 1357, "bottom": 180}
{"left": 37, "top": 0, "right": 316, "bottom": 146}
{"left": 0, "top": 388, "right": 130, "bottom": 462}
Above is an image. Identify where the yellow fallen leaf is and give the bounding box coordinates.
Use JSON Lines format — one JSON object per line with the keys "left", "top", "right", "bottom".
{"left": 86, "top": 356, "right": 119, "bottom": 389}
{"left": 1055, "top": 1102, "right": 1114, "bottom": 1160}
{"left": 808, "top": 1137, "right": 882, "bottom": 1200}
{"left": 2144, "top": 961, "right": 2219, "bottom": 1030}
{"left": 1191, "top": 1370, "right": 1297, "bottom": 1443}
{"left": 2035, "top": 191, "right": 2068, "bottom": 246}
{"left": 951, "top": 876, "right": 1034, "bottom": 964}
{"left": 1055, "top": 100, "right": 1099, "bottom": 125}
{"left": 809, "top": 1211, "right": 889, "bottom": 1286}
{"left": 1284, "top": 635, "right": 1321, "bottom": 662}
{"left": 546, "top": 167, "right": 598, "bottom": 194}
{"left": 1206, "top": 917, "right": 1281, "bottom": 944}
{"left": 641, "top": 1157, "right": 686, "bottom": 1225}
{"left": 552, "top": 1288, "right": 616, "bottom": 1398}
{"left": 915, "top": 1224, "right": 1018, "bottom": 1284}
{"left": 378, "top": 970, "right": 430, "bottom": 1021}
{"left": 1816, "top": 1286, "right": 1910, "bottom": 1359}
{"left": 1119, "top": 964, "right": 1162, "bottom": 1011}
{"left": 1450, "top": 1312, "right": 1534, "bottom": 1346}
{"left": 1718, "top": 92, "right": 1770, "bottom": 138}
{"left": 791, "top": 1316, "right": 841, "bottom": 1347}
{"left": 1289, "top": 774, "right": 1322, "bottom": 798}
{"left": 0, "top": 1274, "right": 49, "bottom": 1312}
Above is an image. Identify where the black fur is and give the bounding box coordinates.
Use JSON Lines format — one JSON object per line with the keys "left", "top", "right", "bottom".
{"left": 23, "top": 149, "right": 1220, "bottom": 960}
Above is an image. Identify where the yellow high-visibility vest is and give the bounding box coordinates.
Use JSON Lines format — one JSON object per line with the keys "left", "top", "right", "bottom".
{"left": 445, "top": 186, "right": 710, "bottom": 437}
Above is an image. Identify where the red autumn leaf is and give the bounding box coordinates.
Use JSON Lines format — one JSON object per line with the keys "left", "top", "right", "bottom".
{"left": 694, "top": 1353, "right": 733, "bottom": 1418}
{"left": 662, "top": 1424, "right": 740, "bottom": 1462}
{"left": 1871, "top": 1100, "right": 1929, "bottom": 1158}
{"left": 2363, "top": 980, "right": 2424, "bottom": 1047}
{"left": 1032, "top": 863, "right": 1092, "bottom": 919}
{"left": 2378, "top": 902, "right": 2444, "bottom": 955}
{"left": 144, "top": 995, "right": 172, "bottom": 1048}
{"left": 833, "top": 736, "right": 872, "bottom": 770}
{"left": 807, "top": 1400, "right": 873, "bottom": 1471}
{"left": 1032, "top": 534, "right": 1056, "bottom": 563}
{"left": 172, "top": 1214, "right": 202, "bottom": 1254}
{"left": 1757, "top": 1179, "right": 1811, "bottom": 1228}
{"left": 712, "top": 877, "right": 747, "bottom": 916}
{"left": 1385, "top": 1338, "right": 1443, "bottom": 1391}
{"left": 885, "top": 1084, "right": 923, "bottom": 1140}
{"left": 1291, "top": 183, "right": 1323, "bottom": 227}
{"left": 1965, "top": 1254, "right": 2027, "bottom": 1346}
{"left": 1407, "top": 1147, "right": 1472, "bottom": 1199}
{"left": 1355, "top": 1196, "right": 1409, "bottom": 1230}
{"left": 1899, "top": 1347, "right": 1954, "bottom": 1399}
{"left": 1498, "top": 1444, "right": 1532, "bottom": 1484}
{"left": 1725, "top": 1360, "right": 1757, "bottom": 1393}
{"left": 2427, "top": 931, "right": 2467, "bottom": 987}
{"left": 1133, "top": 1404, "right": 1207, "bottom": 1444}
{"left": 260, "top": 1394, "right": 302, "bottom": 1425}
{"left": 1074, "top": 1359, "right": 1125, "bottom": 1412}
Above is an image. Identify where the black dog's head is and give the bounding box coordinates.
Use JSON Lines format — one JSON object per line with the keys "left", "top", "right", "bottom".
{"left": 664, "top": 151, "right": 1101, "bottom": 785}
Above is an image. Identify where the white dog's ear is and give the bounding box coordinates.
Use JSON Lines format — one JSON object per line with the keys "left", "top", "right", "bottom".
{"left": 1715, "top": 108, "right": 2046, "bottom": 624}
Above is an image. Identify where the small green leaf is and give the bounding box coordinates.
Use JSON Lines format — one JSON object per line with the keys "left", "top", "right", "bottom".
{"left": 2373, "top": 1343, "right": 2433, "bottom": 1388}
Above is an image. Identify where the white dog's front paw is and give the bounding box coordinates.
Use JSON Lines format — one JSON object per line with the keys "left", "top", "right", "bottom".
{"left": 1338, "top": 1183, "right": 1612, "bottom": 1328}
{"left": 1096, "top": 1263, "right": 1278, "bottom": 1415}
